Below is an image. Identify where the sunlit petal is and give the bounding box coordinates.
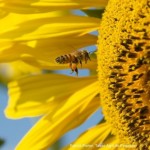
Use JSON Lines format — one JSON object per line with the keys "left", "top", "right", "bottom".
{"left": 5, "top": 74, "right": 97, "bottom": 118}
{"left": 0, "top": 11, "right": 69, "bottom": 37}
{"left": 0, "top": 0, "right": 108, "bottom": 14}
{"left": 15, "top": 81, "right": 99, "bottom": 150}
{"left": 65, "top": 122, "right": 111, "bottom": 150}
{"left": 0, "top": 15, "right": 100, "bottom": 40}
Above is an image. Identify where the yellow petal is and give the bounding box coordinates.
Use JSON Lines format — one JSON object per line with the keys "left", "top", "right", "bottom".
{"left": 0, "top": 40, "right": 13, "bottom": 51}
{"left": 0, "top": 15, "right": 100, "bottom": 40}
{"left": 0, "top": 11, "right": 68, "bottom": 37}
{"left": 0, "top": 61, "right": 40, "bottom": 83}
{"left": 15, "top": 81, "right": 99, "bottom": 150}
{"left": 0, "top": 34, "right": 97, "bottom": 70}
{"left": 65, "top": 122, "right": 111, "bottom": 150}
{"left": 5, "top": 74, "right": 97, "bottom": 118}
{"left": 1, "top": 0, "right": 108, "bottom": 14}
{"left": 32, "top": 0, "right": 108, "bottom": 8}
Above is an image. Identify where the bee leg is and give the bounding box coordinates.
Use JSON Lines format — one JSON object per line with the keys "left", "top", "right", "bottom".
{"left": 70, "top": 63, "right": 78, "bottom": 76}
{"left": 70, "top": 70, "right": 74, "bottom": 74}
{"left": 80, "top": 60, "right": 82, "bottom": 67}
{"left": 78, "top": 58, "right": 82, "bottom": 67}
{"left": 85, "top": 58, "right": 87, "bottom": 64}
{"left": 88, "top": 54, "right": 91, "bottom": 61}
{"left": 70, "top": 68, "right": 78, "bottom": 76}
{"left": 69, "top": 62, "right": 72, "bottom": 68}
{"left": 85, "top": 55, "right": 88, "bottom": 63}
{"left": 69, "top": 63, "right": 74, "bottom": 74}
{"left": 75, "top": 68, "right": 78, "bottom": 76}
{"left": 85, "top": 53, "right": 91, "bottom": 63}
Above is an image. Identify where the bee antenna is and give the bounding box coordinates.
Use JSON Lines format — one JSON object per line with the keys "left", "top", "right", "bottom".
{"left": 89, "top": 49, "right": 97, "bottom": 54}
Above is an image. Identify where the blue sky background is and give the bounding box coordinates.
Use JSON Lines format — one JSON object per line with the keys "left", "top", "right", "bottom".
{"left": 0, "top": 85, "right": 33, "bottom": 150}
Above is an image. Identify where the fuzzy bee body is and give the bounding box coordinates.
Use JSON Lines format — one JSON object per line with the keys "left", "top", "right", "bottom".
{"left": 55, "top": 50, "right": 91, "bottom": 75}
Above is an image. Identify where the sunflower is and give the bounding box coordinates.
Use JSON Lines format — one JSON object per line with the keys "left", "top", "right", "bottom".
{"left": 0, "top": 0, "right": 150, "bottom": 150}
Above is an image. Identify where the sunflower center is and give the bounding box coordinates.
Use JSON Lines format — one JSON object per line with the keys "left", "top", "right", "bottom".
{"left": 97, "top": 0, "right": 150, "bottom": 149}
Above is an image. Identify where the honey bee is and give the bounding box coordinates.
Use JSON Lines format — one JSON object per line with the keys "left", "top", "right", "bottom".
{"left": 55, "top": 50, "right": 91, "bottom": 75}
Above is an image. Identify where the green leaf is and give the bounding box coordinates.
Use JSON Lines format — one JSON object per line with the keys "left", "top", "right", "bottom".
{"left": 82, "top": 9, "right": 105, "bottom": 18}
{"left": 0, "top": 138, "right": 5, "bottom": 147}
